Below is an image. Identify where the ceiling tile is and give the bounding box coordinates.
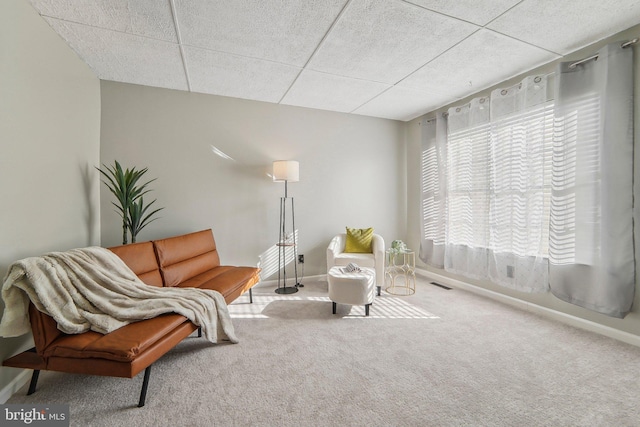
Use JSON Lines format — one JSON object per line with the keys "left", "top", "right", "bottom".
{"left": 399, "top": 29, "right": 559, "bottom": 99}
{"left": 307, "top": 0, "right": 478, "bottom": 84}
{"left": 488, "top": 0, "right": 640, "bottom": 54}
{"left": 354, "top": 86, "right": 453, "bottom": 121}
{"left": 406, "top": 0, "right": 521, "bottom": 26}
{"left": 281, "top": 70, "right": 391, "bottom": 113}
{"left": 44, "top": 18, "right": 188, "bottom": 91}
{"left": 185, "top": 47, "right": 301, "bottom": 103}
{"left": 174, "top": 0, "right": 348, "bottom": 66}
{"left": 29, "top": 0, "right": 176, "bottom": 42}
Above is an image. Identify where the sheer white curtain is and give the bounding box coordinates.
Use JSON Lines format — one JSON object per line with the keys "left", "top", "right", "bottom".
{"left": 419, "top": 115, "right": 447, "bottom": 268}
{"left": 441, "top": 77, "right": 553, "bottom": 291}
{"left": 487, "top": 75, "right": 553, "bottom": 292}
{"left": 445, "top": 98, "right": 491, "bottom": 280}
{"left": 549, "top": 43, "right": 635, "bottom": 317}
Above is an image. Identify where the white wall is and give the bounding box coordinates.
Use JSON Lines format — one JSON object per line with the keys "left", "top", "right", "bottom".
{"left": 0, "top": 0, "right": 101, "bottom": 401}
{"left": 405, "top": 24, "right": 640, "bottom": 339}
{"left": 100, "top": 82, "right": 405, "bottom": 278}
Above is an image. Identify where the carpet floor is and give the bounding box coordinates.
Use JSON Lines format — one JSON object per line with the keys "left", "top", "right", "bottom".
{"left": 7, "top": 277, "right": 640, "bottom": 426}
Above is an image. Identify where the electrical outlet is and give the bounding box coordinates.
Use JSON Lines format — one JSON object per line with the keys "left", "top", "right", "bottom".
{"left": 506, "top": 265, "right": 514, "bottom": 278}
{"left": 298, "top": 254, "right": 304, "bottom": 263}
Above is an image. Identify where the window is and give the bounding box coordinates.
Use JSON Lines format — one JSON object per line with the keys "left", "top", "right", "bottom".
{"left": 421, "top": 75, "right": 553, "bottom": 291}
{"left": 487, "top": 100, "right": 554, "bottom": 258}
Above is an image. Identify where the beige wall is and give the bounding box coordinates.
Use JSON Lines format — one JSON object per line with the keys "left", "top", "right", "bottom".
{"left": 99, "top": 82, "right": 405, "bottom": 278}
{"left": 0, "top": 0, "right": 101, "bottom": 400}
{"left": 405, "top": 24, "right": 640, "bottom": 338}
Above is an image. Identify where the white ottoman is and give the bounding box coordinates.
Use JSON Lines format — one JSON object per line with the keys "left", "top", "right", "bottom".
{"left": 327, "top": 266, "right": 376, "bottom": 316}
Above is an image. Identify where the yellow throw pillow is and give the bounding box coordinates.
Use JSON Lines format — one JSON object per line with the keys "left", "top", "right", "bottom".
{"left": 345, "top": 227, "right": 374, "bottom": 253}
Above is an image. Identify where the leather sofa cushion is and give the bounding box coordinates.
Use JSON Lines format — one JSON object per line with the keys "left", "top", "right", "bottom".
{"left": 109, "top": 241, "right": 163, "bottom": 287}
{"left": 161, "top": 252, "right": 219, "bottom": 288}
{"left": 46, "top": 320, "right": 197, "bottom": 379}
{"left": 203, "top": 267, "right": 261, "bottom": 296}
{"left": 179, "top": 266, "right": 260, "bottom": 301}
{"left": 43, "top": 314, "right": 188, "bottom": 362}
{"left": 177, "top": 266, "right": 236, "bottom": 288}
{"left": 154, "top": 229, "right": 221, "bottom": 287}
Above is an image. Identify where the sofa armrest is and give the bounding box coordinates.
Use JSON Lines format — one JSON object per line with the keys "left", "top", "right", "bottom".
{"left": 326, "top": 234, "right": 346, "bottom": 272}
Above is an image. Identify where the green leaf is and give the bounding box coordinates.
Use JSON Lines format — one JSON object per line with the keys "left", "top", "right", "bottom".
{"left": 127, "top": 196, "right": 164, "bottom": 239}
{"left": 96, "top": 160, "right": 163, "bottom": 245}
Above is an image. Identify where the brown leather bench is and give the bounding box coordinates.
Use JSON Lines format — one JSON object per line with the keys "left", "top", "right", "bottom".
{"left": 3, "top": 229, "right": 260, "bottom": 407}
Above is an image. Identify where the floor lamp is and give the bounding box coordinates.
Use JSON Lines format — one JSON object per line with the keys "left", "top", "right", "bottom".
{"left": 273, "top": 160, "right": 300, "bottom": 295}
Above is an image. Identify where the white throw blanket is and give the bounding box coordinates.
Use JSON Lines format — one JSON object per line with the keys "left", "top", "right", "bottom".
{"left": 0, "top": 246, "right": 237, "bottom": 344}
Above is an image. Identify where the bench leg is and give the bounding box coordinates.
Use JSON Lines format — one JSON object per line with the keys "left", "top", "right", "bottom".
{"left": 332, "top": 302, "right": 337, "bottom": 314}
{"left": 249, "top": 288, "right": 253, "bottom": 304}
{"left": 198, "top": 327, "right": 202, "bottom": 338}
{"left": 365, "top": 304, "right": 371, "bottom": 316}
{"left": 27, "top": 370, "right": 40, "bottom": 395}
{"left": 377, "top": 286, "right": 381, "bottom": 296}
{"left": 137, "top": 366, "right": 152, "bottom": 407}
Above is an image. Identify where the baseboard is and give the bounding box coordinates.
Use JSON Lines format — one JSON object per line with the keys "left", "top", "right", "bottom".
{"left": 415, "top": 268, "right": 640, "bottom": 348}
{"left": 0, "top": 369, "right": 31, "bottom": 404}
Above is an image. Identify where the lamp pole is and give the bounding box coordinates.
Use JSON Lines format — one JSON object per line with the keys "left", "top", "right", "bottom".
{"left": 273, "top": 161, "right": 300, "bottom": 295}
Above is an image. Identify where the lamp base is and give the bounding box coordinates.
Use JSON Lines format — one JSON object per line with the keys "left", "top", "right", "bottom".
{"left": 275, "top": 286, "right": 299, "bottom": 295}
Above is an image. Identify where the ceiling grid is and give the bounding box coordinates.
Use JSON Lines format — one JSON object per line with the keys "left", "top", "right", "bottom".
{"left": 27, "top": 0, "right": 640, "bottom": 121}
{"left": 168, "top": 0, "right": 191, "bottom": 91}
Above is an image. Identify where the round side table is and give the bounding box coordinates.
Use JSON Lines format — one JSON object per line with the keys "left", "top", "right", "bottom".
{"left": 384, "top": 250, "right": 416, "bottom": 296}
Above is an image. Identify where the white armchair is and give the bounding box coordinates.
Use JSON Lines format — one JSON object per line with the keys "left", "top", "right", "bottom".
{"left": 327, "top": 233, "right": 385, "bottom": 295}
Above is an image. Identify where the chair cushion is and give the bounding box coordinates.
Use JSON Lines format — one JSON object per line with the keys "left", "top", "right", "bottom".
{"left": 345, "top": 227, "right": 374, "bottom": 253}
{"left": 332, "top": 252, "right": 376, "bottom": 268}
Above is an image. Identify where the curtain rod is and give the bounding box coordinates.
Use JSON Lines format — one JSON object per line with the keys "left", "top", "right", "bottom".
{"left": 568, "top": 37, "right": 638, "bottom": 69}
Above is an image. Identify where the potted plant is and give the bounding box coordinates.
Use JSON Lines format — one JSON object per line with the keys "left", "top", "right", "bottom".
{"left": 97, "top": 160, "right": 163, "bottom": 244}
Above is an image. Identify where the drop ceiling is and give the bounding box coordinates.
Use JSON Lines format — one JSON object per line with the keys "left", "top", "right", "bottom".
{"left": 28, "top": 0, "right": 640, "bottom": 121}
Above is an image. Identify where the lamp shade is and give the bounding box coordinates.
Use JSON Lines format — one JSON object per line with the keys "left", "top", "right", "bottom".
{"left": 272, "top": 160, "right": 299, "bottom": 182}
